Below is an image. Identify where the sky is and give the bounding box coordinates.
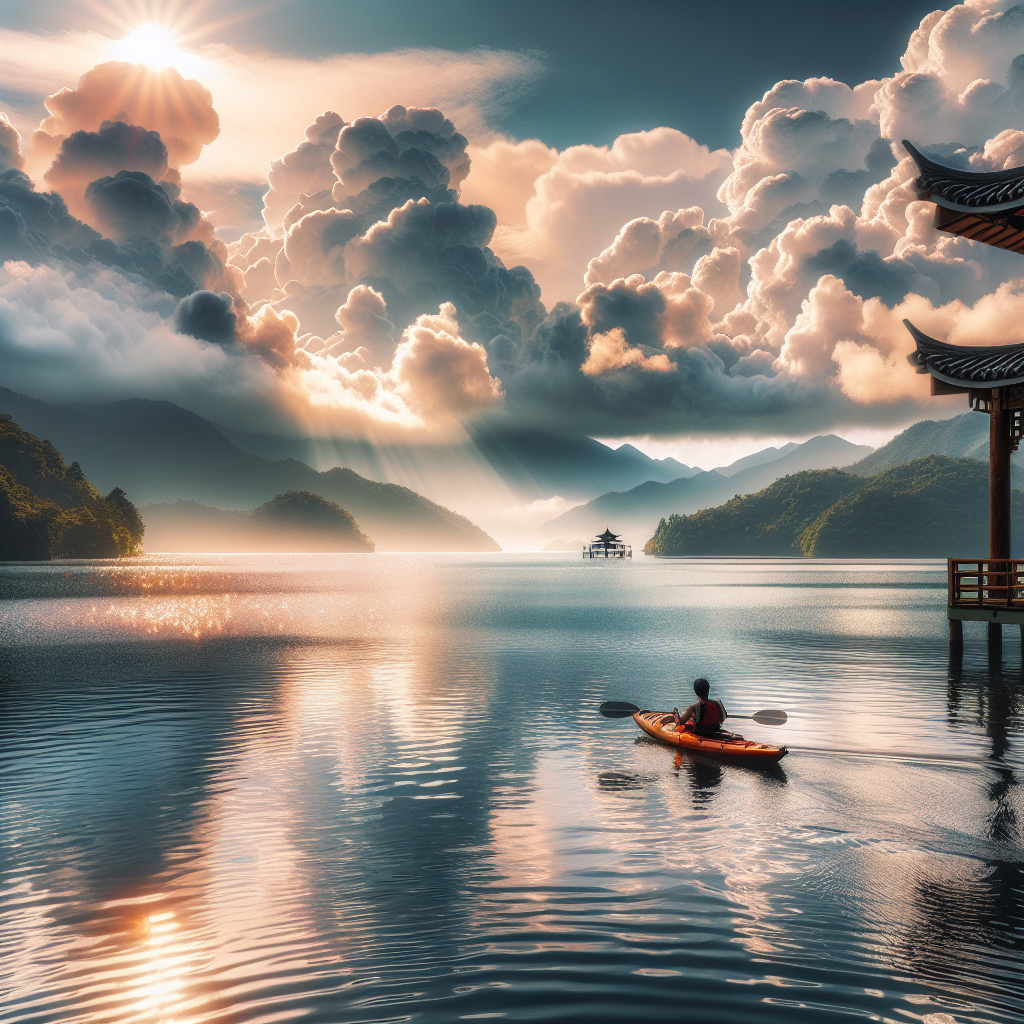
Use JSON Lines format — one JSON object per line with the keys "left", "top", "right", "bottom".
{"left": 2, "top": 0, "right": 1024, "bottom": 470}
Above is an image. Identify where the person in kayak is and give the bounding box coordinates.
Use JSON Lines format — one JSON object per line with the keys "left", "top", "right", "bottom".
{"left": 672, "top": 678, "right": 739, "bottom": 738}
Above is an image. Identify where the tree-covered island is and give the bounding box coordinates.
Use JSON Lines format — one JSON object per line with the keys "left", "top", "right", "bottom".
{"left": 645, "top": 456, "right": 1018, "bottom": 558}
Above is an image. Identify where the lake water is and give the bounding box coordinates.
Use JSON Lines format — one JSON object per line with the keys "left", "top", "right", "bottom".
{"left": 1, "top": 554, "right": 1022, "bottom": 1024}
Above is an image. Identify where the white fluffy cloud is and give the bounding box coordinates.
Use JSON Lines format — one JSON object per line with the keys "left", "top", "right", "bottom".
{"left": 470, "top": 128, "right": 732, "bottom": 304}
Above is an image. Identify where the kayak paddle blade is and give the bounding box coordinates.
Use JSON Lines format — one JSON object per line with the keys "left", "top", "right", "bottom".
{"left": 749, "top": 709, "right": 788, "bottom": 725}
{"left": 600, "top": 700, "right": 641, "bottom": 718}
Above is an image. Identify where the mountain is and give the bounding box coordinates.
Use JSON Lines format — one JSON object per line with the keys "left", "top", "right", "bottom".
{"left": 0, "top": 414, "right": 144, "bottom": 560}
{"left": 848, "top": 414, "right": 991, "bottom": 476}
{"left": 0, "top": 389, "right": 498, "bottom": 551}
{"left": 712, "top": 442, "right": 799, "bottom": 476}
{"left": 645, "top": 456, "right": 1013, "bottom": 558}
{"left": 463, "top": 424, "right": 698, "bottom": 499}
{"left": 217, "top": 420, "right": 699, "bottom": 502}
{"left": 142, "top": 492, "right": 374, "bottom": 552}
{"left": 542, "top": 434, "right": 875, "bottom": 546}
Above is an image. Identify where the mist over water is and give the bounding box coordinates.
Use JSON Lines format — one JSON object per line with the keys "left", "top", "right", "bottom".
{"left": 2, "top": 554, "right": 1022, "bottom": 1023}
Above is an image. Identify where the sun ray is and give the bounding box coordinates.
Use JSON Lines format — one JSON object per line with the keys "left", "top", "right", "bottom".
{"left": 108, "top": 23, "right": 211, "bottom": 79}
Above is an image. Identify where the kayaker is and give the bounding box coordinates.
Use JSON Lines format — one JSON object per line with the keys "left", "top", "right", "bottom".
{"left": 673, "top": 678, "right": 737, "bottom": 738}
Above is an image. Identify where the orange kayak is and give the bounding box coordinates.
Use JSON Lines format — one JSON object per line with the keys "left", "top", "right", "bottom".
{"left": 633, "top": 710, "right": 788, "bottom": 762}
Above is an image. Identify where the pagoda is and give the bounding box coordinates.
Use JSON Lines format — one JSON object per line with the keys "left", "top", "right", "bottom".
{"left": 902, "top": 140, "right": 1024, "bottom": 653}
{"left": 584, "top": 528, "right": 632, "bottom": 559}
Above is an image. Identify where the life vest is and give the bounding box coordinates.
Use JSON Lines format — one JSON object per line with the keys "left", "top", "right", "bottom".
{"left": 694, "top": 698, "right": 722, "bottom": 730}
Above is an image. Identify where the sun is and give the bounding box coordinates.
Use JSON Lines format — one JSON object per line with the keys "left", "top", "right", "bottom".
{"left": 109, "top": 23, "right": 210, "bottom": 79}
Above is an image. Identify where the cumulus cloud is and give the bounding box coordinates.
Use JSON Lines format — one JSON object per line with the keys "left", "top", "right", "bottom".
{"left": 29, "top": 62, "right": 219, "bottom": 174}
{"left": 581, "top": 328, "right": 674, "bottom": 375}
{"left": 478, "top": 128, "right": 733, "bottom": 303}
{"left": 0, "top": 113, "right": 25, "bottom": 171}
{"left": 584, "top": 207, "right": 712, "bottom": 286}
{"left": 6, "top": 1, "right": 1024, "bottom": 447}
{"left": 392, "top": 302, "right": 503, "bottom": 417}
{"left": 325, "top": 284, "right": 397, "bottom": 365}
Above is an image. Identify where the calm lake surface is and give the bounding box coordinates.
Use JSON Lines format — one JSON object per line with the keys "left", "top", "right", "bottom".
{"left": 1, "top": 553, "right": 1022, "bottom": 1024}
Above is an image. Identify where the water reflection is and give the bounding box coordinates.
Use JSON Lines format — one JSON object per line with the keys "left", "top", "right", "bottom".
{"left": 1, "top": 555, "right": 1022, "bottom": 1024}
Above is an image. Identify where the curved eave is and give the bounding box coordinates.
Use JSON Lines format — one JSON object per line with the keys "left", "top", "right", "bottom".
{"left": 903, "top": 319, "right": 1024, "bottom": 387}
{"left": 903, "top": 140, "right": 1024, "bottom": 211}
{"left": 932, "top": 193, "right": 1024, "bottom": 215}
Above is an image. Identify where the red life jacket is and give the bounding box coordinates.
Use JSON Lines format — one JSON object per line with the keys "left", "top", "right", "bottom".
{"left": 695, "top": 698, "right": 721, "bottom": 728}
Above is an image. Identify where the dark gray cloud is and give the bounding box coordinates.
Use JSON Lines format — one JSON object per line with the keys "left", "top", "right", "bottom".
{"left": 46, "top": 120, "right": 171, "bottom": 195}
{"left": 172, "top": 290, "right": 237, "bottom": 344}
{"left": 85, "top": 170, "right": 200, "bottom": 242}
{"left": 577, "top": 277, "right": 666, "bottom": 347}
{"left": 0, "top": 167, "right": 231, "bottom": 300}
{"left": 803, "top": 239, "right": 919, "bottom": 308}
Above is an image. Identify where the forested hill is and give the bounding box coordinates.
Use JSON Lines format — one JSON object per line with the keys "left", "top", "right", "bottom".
{"left": 0, "top": 415, "right": 144, "bottom": 559}
{"left": 645, "top": 456, "right": 1015, "bottom": 558}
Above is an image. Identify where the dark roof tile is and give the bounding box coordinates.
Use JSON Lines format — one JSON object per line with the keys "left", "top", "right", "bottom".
{"left": 904, "top": 319, "right": 1024, "bottom": 386}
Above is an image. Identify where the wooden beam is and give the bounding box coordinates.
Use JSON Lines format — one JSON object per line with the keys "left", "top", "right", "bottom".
{"left": 991, "top": 387, "right": 1012, "bottom": 559}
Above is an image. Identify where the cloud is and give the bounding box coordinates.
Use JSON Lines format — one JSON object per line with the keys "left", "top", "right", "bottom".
{"left": 44, "top": 120, "right": 172, "bottom": 220}
{"left": 0, "top": 165, "right": 234, "bottom": 297}
{"left": 581, "top": 328, "right": 674, "bottom": 375}
{"left": 262, "top": 110, "right": 346, "bottom": 237}
{"left": 476, "top": 128, "right": 733, "bottom": 304}
{"left": 0, "top": 113, "right": 25, "bottom": 171}
{"left": 584, "top": 207, "right": 711, "bottom": 286}
{"left": 0, "top": 261, "right": 275, "bottom": 424}
{"left": 326, "top": 284, "right": 397, "bottom": 365}
{"left": 392, "top": 302, "right": 503, "bottom": 417}
{"left": 86, "top": 170, "right": 198, "bottom": 241}
{"left": 5, "top": 2, "right": 1024, "bottom": 448}
{"left": 172, "top": 288, "right": 236, "bottom": 344}
{"left": 30, "top": 62, "right": 219, "bottom": 174}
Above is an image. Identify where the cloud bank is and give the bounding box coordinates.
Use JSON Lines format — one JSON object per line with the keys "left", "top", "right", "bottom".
{"left": 3, "top": 0, "right": 1024, "bottom": 444}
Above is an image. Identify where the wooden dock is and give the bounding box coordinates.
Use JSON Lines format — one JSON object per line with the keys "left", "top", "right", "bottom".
{"left": 947, "top": 558, "right": 1024, "bottom": 654}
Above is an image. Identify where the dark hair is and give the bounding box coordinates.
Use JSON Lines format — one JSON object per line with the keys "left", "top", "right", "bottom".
{"left": 693, "top": 677, "right": 710, "bottom": 698}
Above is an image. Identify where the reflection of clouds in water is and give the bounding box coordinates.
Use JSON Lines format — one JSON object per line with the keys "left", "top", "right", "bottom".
{"left": 3, "top": 554, "right": 1022, "bottom": 1021}
{"left": 484, "top": 741, "right": 799, "bottom": 959}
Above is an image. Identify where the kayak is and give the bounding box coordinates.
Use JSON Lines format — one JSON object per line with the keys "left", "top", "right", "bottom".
{"left": 632, "top": 710, "right": 788, "bottom": 762}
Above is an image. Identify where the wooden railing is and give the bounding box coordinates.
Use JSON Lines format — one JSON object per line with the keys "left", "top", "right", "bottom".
{"left": 948, "top": 559, "right": 1024, "bottom": 608}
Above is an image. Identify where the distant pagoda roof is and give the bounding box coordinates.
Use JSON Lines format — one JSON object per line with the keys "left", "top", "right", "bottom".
{"left": 905, "top": 319, "right": 1024, "bottom": 387}
{"left": 594, "top": 527, "right": 622, "bottom": 543}
{"left": 903, "top": 140, "right": 1024, "bottom": 254}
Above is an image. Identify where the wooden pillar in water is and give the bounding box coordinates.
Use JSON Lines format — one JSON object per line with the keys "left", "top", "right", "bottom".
{"left": 990, "top": 387, "right": 1012, "bottom": 560}
{"left": 989, "top": 387, "right": 1012, "bottom": 655}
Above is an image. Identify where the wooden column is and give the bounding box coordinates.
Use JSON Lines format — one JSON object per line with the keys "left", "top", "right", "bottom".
{"left": 990, "top": 387, "right": 1012, "bottom": 559}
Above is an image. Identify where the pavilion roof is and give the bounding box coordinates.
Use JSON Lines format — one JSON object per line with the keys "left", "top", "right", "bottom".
{"left": 903, "top": 140, "right": 1024, "bottom": 254}
{"left": 595, "top": 528, "right": 621, "bottom": 542}
{"left": 904, "top": 319, "right": 1024, "bottom": 387}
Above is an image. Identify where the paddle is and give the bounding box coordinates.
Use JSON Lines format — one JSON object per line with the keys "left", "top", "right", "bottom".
{"left": 599, "top": 700, "right": 787, "bottom": 726}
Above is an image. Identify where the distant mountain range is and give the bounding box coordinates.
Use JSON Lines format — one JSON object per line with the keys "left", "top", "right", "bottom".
{"left": 645, "top": 456, "right": 1019, "bottom": 558}
{"left": 542, "top": 434, "right": 876, "bottom": 545}
{"left": 217, "top": 420, "right": 698, "bottom": 502}
{"left": 0, "top": 389, "right": 498, "bottom": 552}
